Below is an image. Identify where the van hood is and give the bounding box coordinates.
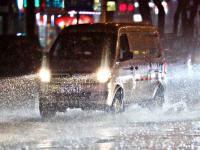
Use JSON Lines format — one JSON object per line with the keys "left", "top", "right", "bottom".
{"left": 50, "top": 58, "right": 101, "bottom": 75}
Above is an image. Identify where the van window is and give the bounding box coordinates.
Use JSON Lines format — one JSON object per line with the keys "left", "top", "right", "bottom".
{"left": 119, "top": 34, "right": 132, "bottom": 61}
{"left": 127, "top": 32, "right": 161, "bottom": 58}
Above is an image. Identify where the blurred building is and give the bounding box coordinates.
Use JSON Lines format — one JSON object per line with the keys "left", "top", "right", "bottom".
{"left": 35, "top": 0, "right": 96, "bottom": 48}
{"left": 0, "top": 0, "right": 19, "bottom": 35}
{"left": 0, "top": 0, "right": 180, "bottom": 47}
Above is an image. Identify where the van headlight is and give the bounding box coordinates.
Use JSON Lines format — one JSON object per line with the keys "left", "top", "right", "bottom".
{"left": 39, "top": 68, "right": 51, "bottom": 83}
{"left": 96, "top": 68, "right": 111, "bottom": 83}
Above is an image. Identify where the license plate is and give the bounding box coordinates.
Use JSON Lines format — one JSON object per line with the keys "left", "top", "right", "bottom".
{"left": 60, "top": 84, "right": 82, "bottom": 94}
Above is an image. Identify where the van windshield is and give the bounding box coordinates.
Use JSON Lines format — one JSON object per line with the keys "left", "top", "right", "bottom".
{"left": 49, "top": 31, "right": 117, "bottom": 74}
{"left": 51, "top": 32, "right": 116, "bottom": 61}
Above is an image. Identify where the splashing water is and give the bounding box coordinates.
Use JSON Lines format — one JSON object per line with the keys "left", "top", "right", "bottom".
{"left": 0, "top": 62, "right": 200, "bottom": 123}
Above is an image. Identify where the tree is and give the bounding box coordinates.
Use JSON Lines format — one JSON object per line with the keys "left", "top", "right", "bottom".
{"left": 138, "top": 0, "right": 152, "bottom": 24}
{"left": 188, "top": 0, "right": 199, "bottom": 37}
{"left": 100, "top": 0, "right": 107, "bottom": 23}
{"left": 26, "top": 0, "right": 35, "bottom": 38}
{"left": 138, "top": 0, "right": 165, "bottom": 36}
{"left": 0, "top": 0, "right": 12, "bottom": 34}
{"left": 173, "top": 0, "right": 200, "bottom": 38}
{"left": 173, "top": 0, "right": 188, "bottom": 36}
{"left": 153, "top": 0, "right": 165, "bottom": 36}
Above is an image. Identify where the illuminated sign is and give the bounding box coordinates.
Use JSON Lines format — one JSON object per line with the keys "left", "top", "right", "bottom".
{"left": 17, "top": 0, "right": 23, "bottom": 10}
{"left": 46, "top": 0, "right": 63, "bottom": 8}
{"left": 94, "top": 0, "right": 116, "bottom": 11}
{"left": 118, "top": 3, "right": 134, "bottom": 13}
{"left": 107, "top": 1, "right": 116, "bottom": 11}
{"left": 127, "top": 4, "right": 134, "bottom": 12}
{"left": 55, "top": 15, "right": 93, "bottom": 28}
{"left": 23, "top": 0, "right": 27, "bottom": 8}
{"left": 119, "top": 3, "right": 127, "bottom": 12}
{"left": 23, "top": 0, "right": 40, "bottom": 8}
{"left": 94, "top": 0, "right": 100, "bottom": 11}
{"left": 35, "top": 0, "right": 40, "bottom": 8}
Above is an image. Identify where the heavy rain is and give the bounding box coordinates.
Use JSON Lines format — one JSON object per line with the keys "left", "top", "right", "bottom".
{"left": 1, "top": 0, "right": 200, "bottom": 149}
{"left": 0, "top": 39, "right": 200, "bottom": 149}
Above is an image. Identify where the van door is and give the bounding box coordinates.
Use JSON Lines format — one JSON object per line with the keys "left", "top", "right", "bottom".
{"left": 130, "top": 58, "right": 152, "bottom": 102}
{"left": 127, "top": 31, "right": 162, "bottom": 102}
{"left": 114, "top": 34, "right": 135, "bottom": 104}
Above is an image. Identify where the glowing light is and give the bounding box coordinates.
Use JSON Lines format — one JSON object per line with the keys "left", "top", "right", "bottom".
{"left": 133, "top": 14, "right": 142, "bottom": 22}
{"left": 55, "top": 15, "right": 93, "bottom": 28}
{"left": 68, "top": 10, "right": 76, "bottom": 17}
{"left": 79, "top": 11, "right": 101, "bottom": 15}
{"left": 72, "top": 19, "right": 77, "bottom": 25}
{"left": 162, "top": 1, "right": 168, "bottom": 14}
{"left": 68, "top": 11, "right": 101, "bottom": 16}
{"left": 51, "top": 15, "right": 55, "bottom": 26}
{"left": 134, "top": 2, "right": 139, "bottom": 8}
{"left": 62, "top": 0, "right": 65, "bottom": 9}
{"left": 148, "top": 2, "right": 155, "bottom": 8}
{"left": 39, "top": 68, "right": 51, "bottom": 83}
{"left": 154, "top": 1, "right": 168, "bottom": 15}
{"left": 119, "top": 3, "right": 127, "bottom": 13}
{"left": 127, "top": 4, "right": 134, "bottom": 12}
{"left": 16, "top": 33, "right": 22, "bottom": 36}
{"left": 43, "top": 14, "right": 47, "bottom": 26}
{"left": 35, "top": 0, "right": 40, "bottom": 8}
{"left": 107, "top": 1, "right": 116, "bottom": 11}
{"left": 17, "top": 0, "right": 24, "bottom": 10}
{"left": 36, "top": 13, "right": 40, "bottom": 25}
{"left": 58, "top": 21, "right": 65, "bottom": 28}
{"left": 96, "top": 68, "right": 111, "bottom": 83}
{"left": 23, "top": 0, "right": 27, "bottom": 8}
{"left": 155, "top": 7, "right": 159, "bottom": 15}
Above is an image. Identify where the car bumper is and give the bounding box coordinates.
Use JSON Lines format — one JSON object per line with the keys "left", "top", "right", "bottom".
{"left": 38, "top": 81, "right": 109, "bottom": 109}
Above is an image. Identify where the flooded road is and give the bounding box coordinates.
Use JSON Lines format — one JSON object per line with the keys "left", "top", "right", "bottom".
{"left": 1, "top": 109, "right": 200, "bottom": 149}
{"left": 1, "top": 61, "right": 200, "bottom": 149}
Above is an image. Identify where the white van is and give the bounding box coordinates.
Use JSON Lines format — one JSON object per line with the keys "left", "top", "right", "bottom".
{"left": 38, "top": 23, "right": 166, "bottom": 118}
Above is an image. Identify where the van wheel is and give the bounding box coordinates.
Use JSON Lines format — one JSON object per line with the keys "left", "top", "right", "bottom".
{"left": 152, "top": 87, "right": 165, "bottom": 109}
{"left": 39, "top": 98, "right": 56, "bottom": 118}
{"left": 111, "top": 88, "right": 124, "bottom": 113}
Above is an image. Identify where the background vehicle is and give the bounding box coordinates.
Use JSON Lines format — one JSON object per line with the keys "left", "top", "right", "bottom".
{"left": 38, "top": 23, "right": 166, "bottom": 118}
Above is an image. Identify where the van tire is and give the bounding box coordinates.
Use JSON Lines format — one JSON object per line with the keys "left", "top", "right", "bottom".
{"left": 111, "top": 88, "right": 124, "bottom": 113}
{"left": 39, "top": 98, "right": 56, "bottom": 118}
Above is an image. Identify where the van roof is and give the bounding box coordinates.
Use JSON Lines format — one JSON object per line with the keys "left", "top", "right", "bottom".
{"left": 62, "top": 22, "right": 158, "bottom": 34}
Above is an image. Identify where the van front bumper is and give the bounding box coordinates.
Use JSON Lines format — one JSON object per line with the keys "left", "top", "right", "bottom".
{"left": 38, "top": 81, "right": 110, "bottom": 109}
